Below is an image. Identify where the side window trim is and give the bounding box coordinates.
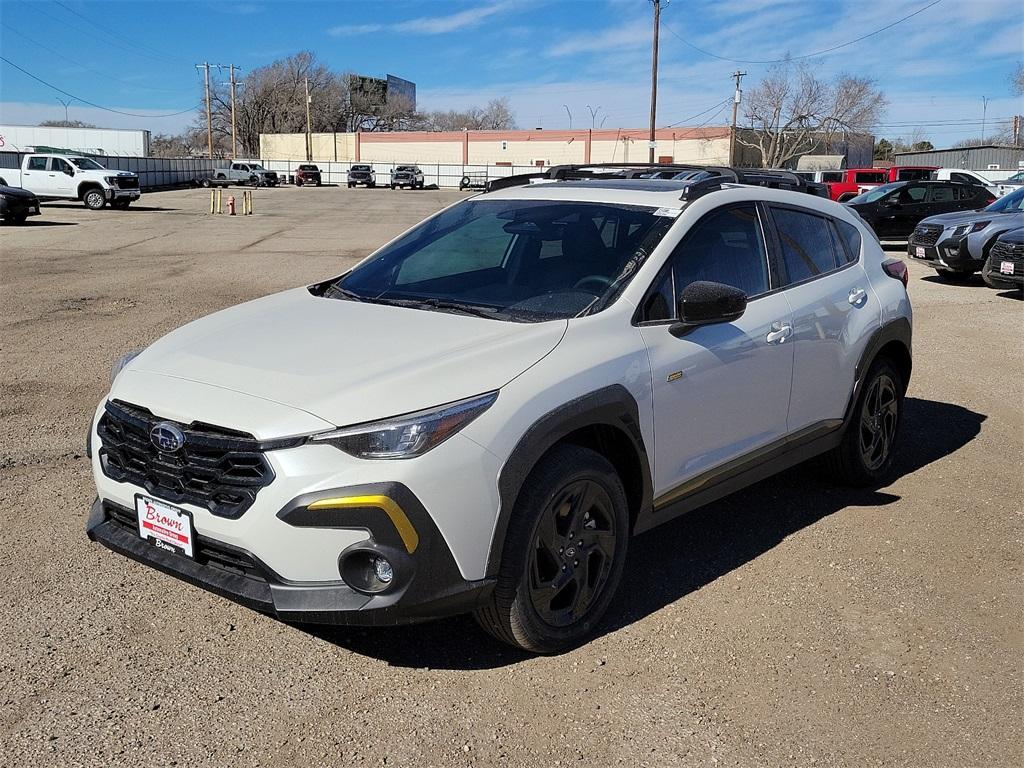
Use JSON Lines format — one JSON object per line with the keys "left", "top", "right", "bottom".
{"left": 764, "top": 202, "right": 860, "bottom": 290}
{"left": 633, "top": 201, "right": 774, "bottom": 325}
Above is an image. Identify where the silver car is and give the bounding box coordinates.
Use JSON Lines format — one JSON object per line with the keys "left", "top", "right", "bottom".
{"left": 907, "top": 186, "right": 1024, "bottom": 280}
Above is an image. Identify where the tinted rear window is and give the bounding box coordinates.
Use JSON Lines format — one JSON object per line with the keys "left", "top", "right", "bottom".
{"left": 770, "top": 207, "right": 840, "bottom": 283}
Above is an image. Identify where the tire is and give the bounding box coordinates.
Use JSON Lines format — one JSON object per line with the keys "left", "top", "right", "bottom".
{"left": 348, "top": 182, "right": 355, "bottom": 188}
{"left": 474, "top": 444, "right": 630, "bottom": 653}
{"left": 295, "top": 178, "right": 303, "bottom": 187}
{"left": 390, "top": 183, "right": 396, "bottom": 190}
{"left": 369, "top": 182, "right": 376, "bottom": 188}
{"left": 820, "top": 359, "right": 904, "bottom": 486}
{"left": 201, "top": 178, "right": 212, "bottom": 188}
{"left": 82, "top": 188, "right": 106, "bottom": 210}
{"left": 249, "top": 175, "right": 260, "bottom": 187}
{"left": 315, "top": 180, "right": 321, "bottom": 187}
{"left": 7, "top": 212, "right": 28, "bottom": 225}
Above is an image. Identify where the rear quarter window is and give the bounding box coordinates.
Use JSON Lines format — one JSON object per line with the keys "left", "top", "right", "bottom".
{"left": 833, "top": 219, "right": 862, "bottom": 263}
{"left": 770, "top": 207, "right": 840, "bottom": 283}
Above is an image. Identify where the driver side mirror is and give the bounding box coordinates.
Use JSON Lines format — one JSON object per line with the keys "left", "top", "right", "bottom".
{"left": 670, "top": 281, "right": 747, "bottom": 337}
{"left": 64, "top": 168, "right": 75, "bottom": 176}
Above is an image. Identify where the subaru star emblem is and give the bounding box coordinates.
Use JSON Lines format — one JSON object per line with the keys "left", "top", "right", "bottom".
{"left": 150, "top": 422, "right": 185, "bottom": 453}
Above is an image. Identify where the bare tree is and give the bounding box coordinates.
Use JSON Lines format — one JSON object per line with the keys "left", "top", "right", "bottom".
{"left": 738, "top": 62, "right": 886, "bottom": 167}
{"left": 420, "top": 98, "right": 517, "bottom": 131}
{"left": 151, "top": 129, "right": 206, "bottom": 158}
{"left": 1012, "top": 62, "right": 1024, "bottom": 97}
{"left": 39, "top": 119, "right": 98, "bottom": 128}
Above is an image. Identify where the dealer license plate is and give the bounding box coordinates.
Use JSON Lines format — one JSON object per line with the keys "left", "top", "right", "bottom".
{"left": 914, "top": 246, "right": 925, "bottom": 259}
{"left": 135, "top": 494, "right": 194, "bottom": 558}
{"left": 1000, "top": 261, "right": 1015, "bottom": 275}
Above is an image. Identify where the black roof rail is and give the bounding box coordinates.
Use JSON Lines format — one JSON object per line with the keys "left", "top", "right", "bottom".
{"left": 482, "top": 163, "right": 830, "bottom": 199}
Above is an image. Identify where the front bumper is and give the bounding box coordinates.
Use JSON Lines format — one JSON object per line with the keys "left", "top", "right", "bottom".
{"left": 108, "top": 188, "right": 141, "bottom": 201}
{"left": 0, "top": 197, "right": 41, "bottom": 217}
{"left": 907, "top": 234, "right": 981, "bottom": 272}
{"left": 982, "top": 255, "right": 1024, "bottom": 288}
{"left": 87, "top": 491, "right": 494, "bottom": 625}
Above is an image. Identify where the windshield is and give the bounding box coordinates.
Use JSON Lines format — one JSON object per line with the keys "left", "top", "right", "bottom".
{"left": 248, "top": 163, "right": 265, "bottom": 170}
{"left": 847, "top": 182, "right": 903, "bottom": 204}
{"left": 1005, "top": 171, "right": 1024, "bottom": 184}
{"left": 396, "top": 166, "right": 416, "bottom": 172}
{"left": 327, "top": 199, "right": 677, "bottom": 322}
{"left": 352, "top": 165, "right": 371, "bottom": 171}
{"left": 986, "top": 186, "right": 1024, "bottom": 212}
{"left": 70, "top": 157, "right": 104, "bottom": 170}
{"left": 299, "top": 165, "right": 317, "bottom": 171}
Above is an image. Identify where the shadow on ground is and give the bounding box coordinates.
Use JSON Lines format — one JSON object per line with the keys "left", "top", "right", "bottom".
{"left": 1, "top": 220, "right": 78, "bottom": 227}
{"left": 302, "top": 397, "right": 985, "bottom": 669}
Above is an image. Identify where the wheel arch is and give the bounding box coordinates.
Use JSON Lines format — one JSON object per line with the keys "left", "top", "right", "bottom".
{"left": 485, "top": 385, "right": 652, "bottom": 579}
{"left": 78, "top": 181, "right": 104, "bottom": 199}
{"left": 845, "top": 318, "right": 912, "bottom": 424}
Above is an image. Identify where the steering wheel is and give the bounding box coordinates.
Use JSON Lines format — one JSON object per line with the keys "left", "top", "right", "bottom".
{"left": 573, "top": 275, "right": 613, "bottom": 293}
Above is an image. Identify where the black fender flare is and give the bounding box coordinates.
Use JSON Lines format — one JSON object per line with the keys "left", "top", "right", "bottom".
{"left": 485, "top": 384, "right": 653, "bottom": 578}
{"left": 843, "top": 317, "right": 912, "bottom": 424}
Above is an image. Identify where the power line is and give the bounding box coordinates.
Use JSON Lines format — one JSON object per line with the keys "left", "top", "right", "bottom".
{"left": 0, "top": 21, "right": 194, "bottom": 94}
{"left": 51, "top": 0, "right": 184, "bottom": 65}
{"left": 0, "top": 56, "right": 196, "bottom": 118}
{"left": 663, "top": 98, "right": 731, "bottom": 128}
{"left": 662, "top": 0, "right": 943, "bottom": 65}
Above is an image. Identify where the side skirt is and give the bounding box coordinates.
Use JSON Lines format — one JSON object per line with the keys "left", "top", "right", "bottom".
{"left": 634, "top": 419, "right": 844, "bottom": 535}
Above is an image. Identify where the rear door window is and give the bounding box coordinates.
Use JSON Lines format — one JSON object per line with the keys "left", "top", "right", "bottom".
{"left": 928, "top": 185, "right": 955, "bottom": 203}
{"left": 28, "top": 157, "right": 48, "bottom": 170}
{"left": 896, "top": 168, "right": 933, "bottom": 181}
{"left": 854, "top": 171, "right": 886, "bottom": 184}
{"left": 770, "top": 207, "right": 840, "bottom": 284}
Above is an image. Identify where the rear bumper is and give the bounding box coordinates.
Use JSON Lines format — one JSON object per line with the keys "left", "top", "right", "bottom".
{"left": 86, "top": 495, "right": 493, "bottom": 625}
{"left": 0, "top": 197, "right": 41, "bottom": 217}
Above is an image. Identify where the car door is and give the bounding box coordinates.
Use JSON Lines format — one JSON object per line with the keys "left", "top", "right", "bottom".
{"left": 926, "top": 183, "right": 961, "bottom": 217}
{"left": 637, "top": 202, "right": 794, "bottom": 498}
{"left": 765, "top": 204, "right": 880, "bottom": 434}
{"left": 888, "top": 183, "right": 929, "bottom": 236}
{"left": 49, "top": 157, "right": 76, "bottom": 197}
{"left": 21, "top": 156, "right": 53, "bottom": 195}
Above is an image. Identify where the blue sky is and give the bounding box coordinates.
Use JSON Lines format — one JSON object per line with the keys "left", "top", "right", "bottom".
{"left": 0, "top": 0, "right": 1020, "bottom": 146}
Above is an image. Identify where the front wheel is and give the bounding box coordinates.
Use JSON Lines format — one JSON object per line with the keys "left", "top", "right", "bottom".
{"left": 821, "top": 359, "right": 904, "bottom": 486}
{"left": 475, "top": 444, "right": 629, "bottom": 653}
{"left": 83, "top": 188, "right": 107, "bottom": 210}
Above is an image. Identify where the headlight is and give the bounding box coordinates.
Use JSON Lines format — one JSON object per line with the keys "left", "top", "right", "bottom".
{"left": 104, "top": 176, "right": 119, "bottom": 185}
{"left": 310, "top": 392, "right": 498, "bottom": 459}
{"left": 950, "top": 225, "right": 969, "bottom": 238}
{"left": 969, "top": 221, "right": 991, "bottom": 232}
{"left": 110, "top": 349, "right": 143, "bottom": 383}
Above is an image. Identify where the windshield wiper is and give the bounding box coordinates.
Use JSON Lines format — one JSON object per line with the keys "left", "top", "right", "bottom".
{"left": 325, "top": 284, "right": 368, "bottom": 302}
{"left": 375, "top": 297, "right": 504, "bottom": 319}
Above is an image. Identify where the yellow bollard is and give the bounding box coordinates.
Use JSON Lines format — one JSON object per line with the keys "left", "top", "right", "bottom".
{"left": 209, "top": 189, "right": 215, "bottom": 214}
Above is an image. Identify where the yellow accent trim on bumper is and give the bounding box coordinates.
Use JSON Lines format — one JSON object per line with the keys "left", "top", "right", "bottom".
{"left": 305, "top": 495, "right": 420, "bottom": 554}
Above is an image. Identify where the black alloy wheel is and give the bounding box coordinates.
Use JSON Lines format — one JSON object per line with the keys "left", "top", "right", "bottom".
{"left": 859, "top": 372, "right": 899, "bottom": 471}
{"left": 475, "top": 444, "right": 629, "bottom": 653}
{"left": 527, "top": 479, "right": 618, "bottom": 628}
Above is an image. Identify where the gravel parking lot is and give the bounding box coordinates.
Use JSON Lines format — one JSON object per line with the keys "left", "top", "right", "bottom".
{"left": 1, "top": 185, "right": 1021, "bottom": 767}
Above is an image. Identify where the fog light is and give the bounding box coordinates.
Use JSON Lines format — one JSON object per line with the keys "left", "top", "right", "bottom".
{"left": 373, "top": 556, "right": 394, "bottom": 584}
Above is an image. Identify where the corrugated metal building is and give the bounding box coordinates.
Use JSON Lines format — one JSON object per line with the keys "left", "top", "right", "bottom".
{"left": 894, "top": 145, "right": 1024, "bottom": 172}
{"left": 0, "top": 124, "right": 151, "bottom": 156}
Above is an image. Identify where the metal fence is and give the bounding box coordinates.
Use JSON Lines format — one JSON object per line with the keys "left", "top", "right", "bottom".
{"left": 260, "top": 159, "right": 542, "bottom": 189}
{"left": 0, "top": 151, "right": 217, "bottom": 188}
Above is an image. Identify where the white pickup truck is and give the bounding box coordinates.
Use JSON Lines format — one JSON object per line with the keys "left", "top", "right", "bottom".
{"left": 13, "top": 154, "right": 141, "bottom": 210}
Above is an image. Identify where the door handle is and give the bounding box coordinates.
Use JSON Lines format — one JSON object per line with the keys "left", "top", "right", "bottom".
{"left": 766, "top": 323, "right": 792, "bottom": 344}
{"left": 848, "top": 287, "right": 868, "bottom": 306}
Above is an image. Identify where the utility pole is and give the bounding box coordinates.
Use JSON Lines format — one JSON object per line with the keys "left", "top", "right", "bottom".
{"left": 304, "top": 76, "right": 312, "bottom": 162}
{"left": 196, "top": 63, "right": 213, "bottom": 160}
{"left": 981, "top": 96, "right": 990, "bottom": 142}
{"left": 229, "top": 64, "right": 239, "bottom": 159}
{"left": 648, "top": 0, "right": 661, "bottom": 163}
{"left": 563, "top": 104, "right": 572, "bottom": 130}
{"left": 729, "top": 70, "right": 746, "bottom": 166}
{"left": 1013, "top": 115, "right": 1021, "bottom": 147}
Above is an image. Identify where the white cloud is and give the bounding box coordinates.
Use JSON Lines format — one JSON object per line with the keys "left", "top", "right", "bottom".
{"left": 328, "top": 1, "right": 514, "bottom": 37}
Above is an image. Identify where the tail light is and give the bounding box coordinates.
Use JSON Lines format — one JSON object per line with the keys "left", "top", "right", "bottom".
{"left": 882, "top": 258, "right": 909, "bottom": 288}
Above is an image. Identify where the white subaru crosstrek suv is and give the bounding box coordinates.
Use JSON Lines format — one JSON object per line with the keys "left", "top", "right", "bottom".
{"left": 87, "top": 166, "right": 913, "bottom": 653}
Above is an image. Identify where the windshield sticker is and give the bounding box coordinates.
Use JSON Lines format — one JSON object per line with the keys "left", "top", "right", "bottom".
{"left": 653, "top": 207, "right": 682, "bottom": 218}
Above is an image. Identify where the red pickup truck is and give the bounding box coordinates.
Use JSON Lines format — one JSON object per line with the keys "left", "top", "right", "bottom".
{"left": 815, "top": 166, "right": 937, "bottom": 202}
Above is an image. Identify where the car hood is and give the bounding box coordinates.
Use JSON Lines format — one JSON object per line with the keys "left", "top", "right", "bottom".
{"left": 123, "top": 287, "right": 567, "bottom": 430}
{"left": 917, "top": 209, "right": 995, "bottom": 228}
{"left": 0, "top": 185, "right": 37, "bottom": 199}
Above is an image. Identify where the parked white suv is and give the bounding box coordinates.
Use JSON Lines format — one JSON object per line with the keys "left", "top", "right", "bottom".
{"left": 86, "top": 166, "right": 913, "bottom": 652}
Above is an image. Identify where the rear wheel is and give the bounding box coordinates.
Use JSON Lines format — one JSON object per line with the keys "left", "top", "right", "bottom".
{"left": 821, "top": 359, "right": 904, "bottom": 486}
{"left": 474, "top": 444, "right": 629, "bottom": 653}
{"left": 82, "top": 188, "right": 106, "bottom": 210}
